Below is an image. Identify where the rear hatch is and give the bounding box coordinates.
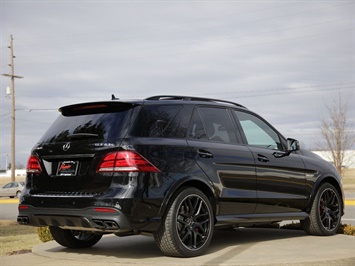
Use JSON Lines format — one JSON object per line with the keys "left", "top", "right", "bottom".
{"left": 28, "top": 101, "right": 141, "bottom": 194}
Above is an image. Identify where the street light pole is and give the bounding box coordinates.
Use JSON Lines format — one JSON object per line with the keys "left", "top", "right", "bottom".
{"left": 1, "top": 35, "right": 23, "bottom": 181}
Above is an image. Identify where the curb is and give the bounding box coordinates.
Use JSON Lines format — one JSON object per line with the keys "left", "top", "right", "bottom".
{"left": 31, "top": 229, "right": 355, "bottom": 266}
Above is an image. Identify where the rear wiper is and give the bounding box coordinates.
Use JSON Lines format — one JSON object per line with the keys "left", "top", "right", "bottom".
{"left": 67, "top": 133, "right": 100, "bottom": 140}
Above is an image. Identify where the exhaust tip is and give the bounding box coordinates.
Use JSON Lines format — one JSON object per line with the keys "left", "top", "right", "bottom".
{"left": 92, "top": 219, "right": 119, "bottom": 230}
{"left": 17, "top": 216, "right": 29, "bottom": 225}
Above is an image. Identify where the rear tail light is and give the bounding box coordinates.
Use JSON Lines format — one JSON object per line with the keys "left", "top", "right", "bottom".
{"left": 97, "top": 151, "right": 160, "bottom": 173}
{"left": 26, "top": 155, "right": 42, "bottom": 174}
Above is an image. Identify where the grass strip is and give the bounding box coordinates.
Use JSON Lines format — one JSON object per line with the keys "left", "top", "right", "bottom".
{"left": 0, "top": 220, "right": 42, "bottom": 257}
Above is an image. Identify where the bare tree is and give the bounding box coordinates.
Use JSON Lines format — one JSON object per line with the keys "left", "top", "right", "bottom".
{"left": 320, "top": 95, "right": 354, "bottom": 176}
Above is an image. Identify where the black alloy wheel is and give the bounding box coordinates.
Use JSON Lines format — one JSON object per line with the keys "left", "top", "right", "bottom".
{"left": 154, "top": 187, "right": 214, "bottom": 257}
{"left": 319, "top": 188, "right": 341, "bottom": 231}
{"left": 176, "top": 192, "right": 211, "bottom": 250}
{"left": 301, "top": 183, "right": 342, "bottom": 236}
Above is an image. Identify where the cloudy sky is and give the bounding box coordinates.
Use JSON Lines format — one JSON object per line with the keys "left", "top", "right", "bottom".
{"left": 0, "top": 0, "right": 354, "bottom": 169}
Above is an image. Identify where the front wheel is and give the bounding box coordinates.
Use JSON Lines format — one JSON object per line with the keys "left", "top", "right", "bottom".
{"left": 301, "top": 183, "right": 342, "bottom": 236}
{"left": 154, "top": 187, "right": 214, "bottom": 257}
{"left": 49, "top": 226, "right": 102, "bottom": 248}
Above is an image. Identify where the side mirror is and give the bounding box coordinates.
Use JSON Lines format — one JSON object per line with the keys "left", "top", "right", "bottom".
{"left": 274, "top": 138, "right": 300, "bottom": 158}
{"left": 287, "top": 138, "right": 300, "bottom": 152}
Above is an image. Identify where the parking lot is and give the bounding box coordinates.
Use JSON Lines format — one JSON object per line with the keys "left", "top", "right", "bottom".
{"left": 1, "top": 227, "right": 355, "bottom": 266}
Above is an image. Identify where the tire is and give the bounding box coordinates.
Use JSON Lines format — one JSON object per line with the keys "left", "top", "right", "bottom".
{"left": 15, "top": 191, "right": 21, "bottom": 198}
{"left": 301, "top": 183, "right": 342, "bottom": 236}
{"left": 49, "top": 226, "right": 102, "bottom": 248}
{"left": 154, "top": 187, "right": 214, "bottom": 257}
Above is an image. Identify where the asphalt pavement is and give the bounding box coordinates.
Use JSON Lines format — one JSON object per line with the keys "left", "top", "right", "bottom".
{"left": 1, "top": 228, "right": 355, "bottom": 266}
{"left": 1, "top": 191, "right": 354, "bottom": 265}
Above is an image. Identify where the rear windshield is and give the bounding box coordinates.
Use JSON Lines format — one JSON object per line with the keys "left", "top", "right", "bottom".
{"left": 38, "top": 103, "right": 138, "bottom": 144}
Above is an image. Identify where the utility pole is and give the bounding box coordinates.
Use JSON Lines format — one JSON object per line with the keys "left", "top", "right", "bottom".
{"left": 1, "top": 34, "right": 23, "bottom": 182}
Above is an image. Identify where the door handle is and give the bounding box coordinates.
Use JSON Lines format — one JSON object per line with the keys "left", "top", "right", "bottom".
{"left": 198, "top": 149, "right": 213, "bottom": 158}
{"left": 257, "top": 154, "right": 269, "bottom": 163}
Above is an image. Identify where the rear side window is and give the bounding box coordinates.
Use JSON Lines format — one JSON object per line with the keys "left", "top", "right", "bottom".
{"left": 188, "top": 107, "right": 237, "bottom": 143}
{"left": 38, "top": 103, "right": 137, "bottom": 144}
{"left": 188, "top": 110, "right": 207, "bottom": 140}
{"left": 130, "top": 105, "right": 185, "bottom": 138}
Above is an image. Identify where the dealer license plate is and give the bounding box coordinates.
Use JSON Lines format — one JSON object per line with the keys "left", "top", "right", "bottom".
{"left": 57, "top": 161, "right": 79, "bottom": 176}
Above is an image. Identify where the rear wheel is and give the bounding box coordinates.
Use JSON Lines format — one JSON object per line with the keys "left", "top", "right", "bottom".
{"left": 301, "top": 183, "right": 342, "bottom": 236}
{"left": 154, "top": 187, "right": 214, "bottom": 257}
{"left": 49, "top": 226, "right": 102, "bottom": 248}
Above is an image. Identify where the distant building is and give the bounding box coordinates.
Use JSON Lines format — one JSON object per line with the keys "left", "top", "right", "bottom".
{"left": 312, "top": 150, "right": 355, "bottom": 169}
{"left": 0, "top": 169, "right": 26, "bottom": 178}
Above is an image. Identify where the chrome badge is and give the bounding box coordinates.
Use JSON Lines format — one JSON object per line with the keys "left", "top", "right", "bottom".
{"left": 63, "top": 143, "right": 71, "bottom": 151}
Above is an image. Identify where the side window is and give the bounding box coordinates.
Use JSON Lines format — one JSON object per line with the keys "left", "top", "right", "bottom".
{"left": 188, "top": 110, "right": 207, "bottom": 140}
{"left": 188, "top": 107, "right": 237, "bottom": 143}
{"left": 234, "top": 110, "right": 283, "bottom": 150}
{"left": 4, "top": 183, "right": 12, "bottom": 189}
{"left": 131, "top": 105, "right": 184, "bottom": 138}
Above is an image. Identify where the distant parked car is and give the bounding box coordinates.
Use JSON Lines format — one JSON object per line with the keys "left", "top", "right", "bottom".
{"left": 0, "top": 181, "right": 24, "bottom": 198}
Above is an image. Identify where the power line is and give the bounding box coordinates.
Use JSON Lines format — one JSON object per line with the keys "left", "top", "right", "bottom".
{"left": 12, "top": 82, "right": 354, "bottom": 101}
{"left": 201, "top": 82, "right": 355, "bottom": 96}
{"left": 236, "top": 85, "right": 353, "bottom": 99}
{"left": 187, "top": 85, "right": 354, "bottom": 100}
{"left": 0, "top": 112, "right": 11, "bottom": 118}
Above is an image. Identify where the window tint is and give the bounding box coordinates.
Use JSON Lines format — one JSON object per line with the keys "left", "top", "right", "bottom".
{"left": 189, "top": 107, "right": 237, "bottom": 143}
{"left": 131, "top": 105, "right": 185, "bottom": 138}
{"left": 188, "top": 110, "right": 207, "bottom": 140}
{"left": 39, "top": 105, "right": 136, "bottom": 144}
{"left": 234, "top": 111, "right": 282, "bottom": 150}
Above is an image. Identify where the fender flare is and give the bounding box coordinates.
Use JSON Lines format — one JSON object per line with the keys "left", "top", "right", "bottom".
{"left": 306, "top": 173, "right": 344, "bottom": 214}
{"left": 158, "top": 175, "right": 218, "bottom": 217}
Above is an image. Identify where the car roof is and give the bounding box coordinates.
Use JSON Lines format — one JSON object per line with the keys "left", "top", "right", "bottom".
{"left": 144, "top": 95, "right": 247, "bottom": 109}
{"left": 59, "top": 95, "right": 247, "bottom": 112}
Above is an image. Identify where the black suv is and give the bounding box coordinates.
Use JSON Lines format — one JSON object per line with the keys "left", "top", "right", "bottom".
{"left": 18, "top": 95, "right": 344, "bottom": 257}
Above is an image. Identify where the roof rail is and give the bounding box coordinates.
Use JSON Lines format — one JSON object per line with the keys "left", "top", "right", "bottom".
{"left": 145, "top": 95, "right": 246, "bottom": 108}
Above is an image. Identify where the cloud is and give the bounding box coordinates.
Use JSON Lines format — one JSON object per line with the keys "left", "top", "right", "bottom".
{"left": 0, "top": 1, "right": 354, "bottom": 168}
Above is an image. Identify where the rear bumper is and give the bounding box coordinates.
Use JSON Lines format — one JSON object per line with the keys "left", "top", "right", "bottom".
{"left": 17, "top": 194, "right": 162, "bottom": 233}
{"left": 18, "top": 205, "right": 132, "bottom": 233}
